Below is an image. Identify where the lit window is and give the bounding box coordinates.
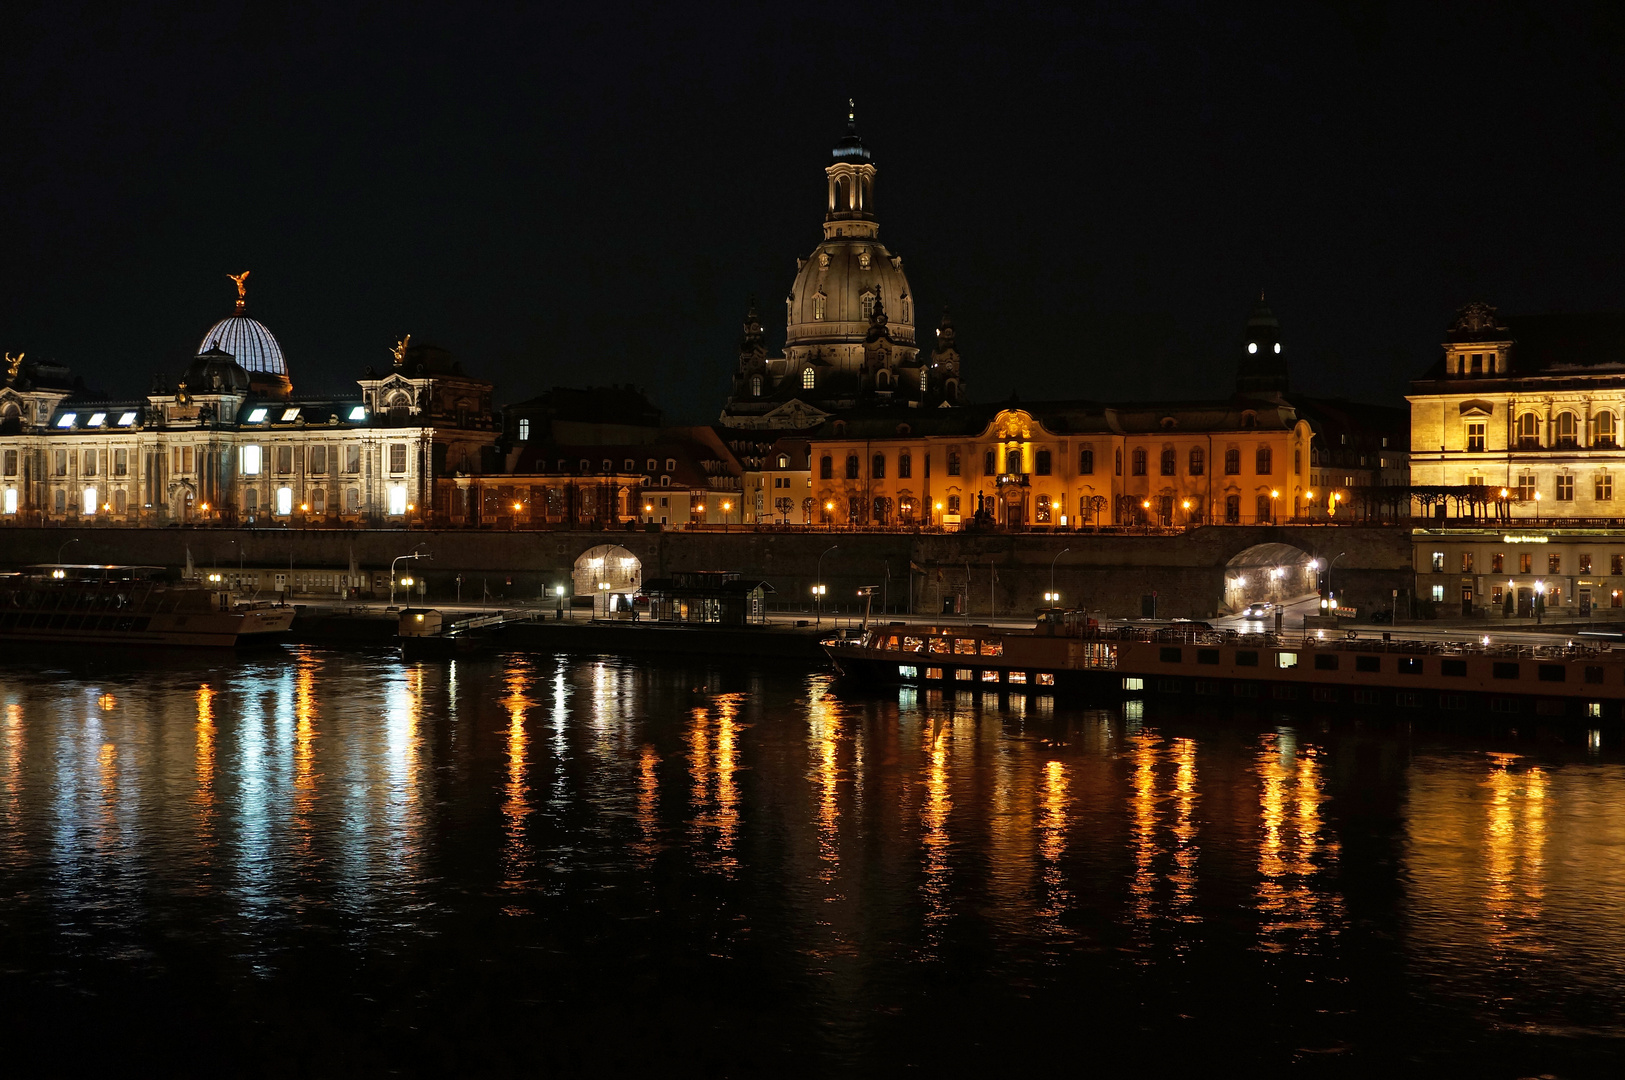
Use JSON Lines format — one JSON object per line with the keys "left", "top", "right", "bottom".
{"left": 276, "top": 487, "right": 293, "bottom": 516}
{"left": 1276, "top": 652, "right": 1298, "bottom": 669}
{"left": 518, "top": 418, "right": 530, "bottom": 441}
{"left": 281, "top": 407, "right": 300, "bottom": 422}
{"left": 117, "top": 411, "right": 137, "bottom": 426}
{"left": 898, "top": 665, "right": 917, "bottom": 678}
{"left": 1008, "top": 671, "right": 1027, "bottom": 684}
{"left": 954, "top": 669, "right": 974, "bottom": 681}
{"left": 981, "top": 670, "right": 1001, "bottom": 682}
{"left": 348, "top": 406, "right": 367, "bottom": 421}
{"left": 56, "top": 413, "right": 75, "bottom": 428}
{"left": 803, "top": 368, "right": 815, "bottom": 389}
{"left": 247, "top": 408, "right": 268, "bottom": 422}
{"left": 82, "top": 487, "right": 98, "bottom": 515}
{"left": 926, "top": 667, "right": 943, "bottom": 680}
{"left": 1036, "top": 673, "right": 1055, "bottom": 686}
{"left": 1122, "top": 677, "right": 1144, "bottom": 690}
{"left": 2, "top": 489, "right": 15, "bottom": 514}
{"left": 242, "top": 446, "right": 262, "bottom": 475}
{"left": 388, "top": 485, "right": 408, "bottom": 515}
{"left": 1431, "top": 585, "right": 1445, "bottom": 602}
{"left": 87, "top": 412, "right": 106, "bottom": 427}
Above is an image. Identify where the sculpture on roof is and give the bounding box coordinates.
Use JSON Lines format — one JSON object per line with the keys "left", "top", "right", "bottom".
{"left": 391, "top": 334, "right": 412, "bottom": 367}
{"left": 227, "top": 271, "right": 250, "bottom": 313}
{"left": 4, "top": 352, "right": 22, "bottom": 381}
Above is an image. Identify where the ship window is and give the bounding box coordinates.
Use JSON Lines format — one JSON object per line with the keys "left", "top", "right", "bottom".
{"left": 884, "top": 637, "right": 900, "bottom": 651}
{"left": 898, "top": 665, "right": 917, "bottom": 678}
{"left": 1036, "top": 673, "right": 1055, "bottom": 686}
{"left": 954, "top": 639, "right": 977, "bottom": 655}
{"left": 903, "top": 636, "right": 924, "bottom": 652}
{"left": 1356, "top": 655, "right": 1380, "bottom": 673}
{"left": 955, "top": 669, "right": 974, "bottom": 681}
{"left": 1314, "top": 654, "right": 1338, "bottom": 671}
{"left": 1159, "top": 647, "right": 1182, "bottom": 663}
{"left": 1585, "top": 666, "right": 1604, "bottom": 684}
{"left": 1276, "top": 652, "right": 1298, "bottom": 669}
{"left": 929, "top": 638, "right": 950, "bottom": 654}
{"left": 926, "top": 667, "right": 943, "bottom": 680}
{"left": 1008, "top": 671, "right": 1027, "bottom": 684}
{"left": 1122, "top": 677, "right": 1144, "bottom": 690}
{"left": 1235, "top": 650, "right": 1259, "bottom": 666}
{"left": 1197, "top": 649, "right": 1219, "bottom": 665}
{"left": 1398, "top": 657, "right": 1422, "bottom": 675}
{"left": 981, "top": 670, "right": 1001, "bottom": 682}
{"left": 1493, "top": 662, "right": 1520, "bottom": 680}
{"left": 979, "top": 640, "right": 1003, "bottom": 656}
{"left": 1538, "top": 664, "right": 1566, "bottom": 683}
{"left": 1442, "top": 659, "right": 1467, "bottom": 676}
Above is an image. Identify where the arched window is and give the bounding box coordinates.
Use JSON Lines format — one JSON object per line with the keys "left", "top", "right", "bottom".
{"left": 847, "top": 496, "right": 863, "bottom": 524}
{"left": 898, "top": 452, "right": 912, "bottom": 478}
{"left": 1225, "top": 448, "right": 1240, "bottom": 475}
{"left": 1225, "top": 495, "right": 1241, "bottom": 523}
{"left": 901, "top": 295, "right": 911, "bottom": 322}
{"left": 1188, "top": 447, "right": 1204, "bottom": 476}
{"left": 845, "top": 454, "right": 860, "bottom": 480}
{"left": 819, "top": 455, "right": 833, "bottom": 480}
{"left": 813, "top": 293, "right": 826, "bottom": 321}
{"left": 1256, "top": 446, "right": 1272, "bottom": 475}
{"left": 1554, "top": 411, "right": 1579, "bottom": 447}
{"left": 872, "top": 453, "right": 886, "bottom": 479}
{"left": 1160, "top": 448, "right": 1176, "bottom": 476}
{"left": 861, "top": 292, "right": 875, "bottom": 319}
{"left": 1131, "top": 448, "right": 1147, "bottom": 476}
{"left": 947, "top": 449, "right": 961, "bottom": 476}
{"left": 1006, "top": 449, "right": 1022, "bottom": 474}
{"left": 876, "top": 370, "right": 890, "bottom": 389}
{"left": 750, "top": 375, "right": 762, "bottom": 396}
{"left": 1036, "top": 494, "right": 1051, "bottom": 523}
{"left": 1598, "top": 411, "right": 1617, "bottom": 447}
{"left": 872, "top": 496, "right": 891, "bottom": 525}
{"left": 1257, "top": 495, "right": 1273, "bottom": 523}
{"left": 1035, "top": 449, "right": 1051, "bottom": 475}
{"left": 1516, "top": 412, "right": 1540, "bottom": 447}
{"left": 802, "top": 367, "right": 815, "bottom": 389}
{"left": 1079, "top": 447, "right": 1094, "bottom": 474}
{"left": 1115, "top": 448, "right": 1123, "bottom": 476}
{"left": 985, "top": 449, "right": 996, "bottom": 476}
{"left": 778, "top": 454, "right": 789, "bottom": 469}
{"left": 920, "top": 368, "right": 928, "bottom": 393}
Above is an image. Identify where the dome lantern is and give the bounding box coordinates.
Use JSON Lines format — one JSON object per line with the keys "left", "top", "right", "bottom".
{"left": 824, "top": 99, "right": 878, "bottom": 241}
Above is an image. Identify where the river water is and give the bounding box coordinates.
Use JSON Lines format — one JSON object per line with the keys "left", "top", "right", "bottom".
{"left": 1, "top": 648, "right": 1623, "bottom": 1076}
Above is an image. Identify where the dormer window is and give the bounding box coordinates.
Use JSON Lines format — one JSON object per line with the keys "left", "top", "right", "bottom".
{"left": 117, "top": 411, "right": 137, "bottom": 426}
{"left": 666, "top": 459, "right": 676, "bottom": 472}
{"left": 247, "top": 408, "right": 268, "bottom": 423}
{"left": 580, "top": 459, "right": 591, "bottom": 473}
{"left": 281, "top": 407, "right": 300, "bottom": 422}
{"left": 87, "top": 412, "right": 106, "bottom": 427}
{"left": 625, "top": 458, "right": 635, "bottom": 471}
{"left": 348, "top": 406, "right": 367, "bottom": 421}
{"left": 647, "top": 458, "right": 657, "bottom": 471}
{"left": 778, "top": 454, "right": 789, "bottom": 469}
{"left": 603, "top": 459, "right": 613, "bottom": 472}
{"left": 56, "top": 413, "right": 75, "bottom": 428}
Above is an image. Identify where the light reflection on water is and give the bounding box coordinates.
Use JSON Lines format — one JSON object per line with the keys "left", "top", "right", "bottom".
{"left": 1, "top": 652, "right": 1624, "bottom": 1072}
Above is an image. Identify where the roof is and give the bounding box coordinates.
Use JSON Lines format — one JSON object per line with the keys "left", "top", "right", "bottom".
{"left": 1415, "top": 310, "right": 1625, "bottom": 382}
{"left": 200, "top": 314, "right": 286, "bottom": 377}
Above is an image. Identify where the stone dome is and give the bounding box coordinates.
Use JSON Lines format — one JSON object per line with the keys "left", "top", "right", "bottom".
{"left": 199, "top": 314, "right": 286, "bottom": 377}
{"left": 182, "top": 347, "right": 252, "bottom": 394}
{"left": 786, "top": 239, "right": 916, "bottom": 352}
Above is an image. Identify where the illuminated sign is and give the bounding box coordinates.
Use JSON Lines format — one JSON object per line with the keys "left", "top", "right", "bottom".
{"left": 1502, "top": 534, "right": 1549, "bottom": 544}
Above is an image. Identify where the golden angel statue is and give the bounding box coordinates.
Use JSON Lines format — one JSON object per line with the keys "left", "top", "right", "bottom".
{"left": 390, "top": 334, "right": 412, "bottom": 366}
{"left": 4, "top": 352, "right": 22, "bottom": 379}
{"left": 227, "top": 271, "right": 250, "bottom": 312}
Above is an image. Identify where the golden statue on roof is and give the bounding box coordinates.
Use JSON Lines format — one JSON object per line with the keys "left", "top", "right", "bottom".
{"left": 390, "top": 334, "right": 412, "bottom": 366}
{"left": 227, "top": 271, "right": 250, "bottom": 313}
{"left": 4, "top": 352, "right": 22, "bottom": 380}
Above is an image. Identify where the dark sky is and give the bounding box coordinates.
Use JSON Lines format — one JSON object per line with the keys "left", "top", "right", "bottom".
{"left": 4, "top": 1, "right": 1624, "bottom": 420}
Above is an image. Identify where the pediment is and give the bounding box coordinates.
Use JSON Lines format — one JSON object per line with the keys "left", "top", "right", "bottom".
{"left": 1459, "top": 399, "right": 1495, "bottom": 416}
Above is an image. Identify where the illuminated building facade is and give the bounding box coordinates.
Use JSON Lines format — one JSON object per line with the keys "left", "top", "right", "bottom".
{"left": 1407, "top": 302, "right": 1625, "bottom": 520}
{"left": 0, "top": 278, "right": 497, "bottom": 526}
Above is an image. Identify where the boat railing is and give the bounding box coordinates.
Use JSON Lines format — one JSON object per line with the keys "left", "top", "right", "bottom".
{"left": 1082, "top": 625, "right": 1615, "bottom": 662}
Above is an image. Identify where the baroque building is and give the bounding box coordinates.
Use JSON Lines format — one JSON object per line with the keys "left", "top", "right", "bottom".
{"left": 721, "top": 105, "right": 964, "bottom": 430}
{"left": 0, "top": 275, "right": 497, "bottom": 527}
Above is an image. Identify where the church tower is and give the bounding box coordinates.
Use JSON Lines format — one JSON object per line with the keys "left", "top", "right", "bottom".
{"left": 1235, "top": 291, "right": 1289, "bottom": 396}
{"left": 824, "top": 99, "right": 878, "bottom": 241}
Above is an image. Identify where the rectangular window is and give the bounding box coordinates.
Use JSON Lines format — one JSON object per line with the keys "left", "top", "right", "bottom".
{"left": 1466, "top": 421, "right": 1486, "bottom": 452}
{"left": 1441, "top": 659, "right": 1467, "bottom": 677}
{"left": 929, "top": 638, "right": 950, "bottom": 654}
{"left": 113, "top": 448, "right": 127, "bottom": 476}
{"left": 390, "top": 444, "right": 408, "bottom": 474}
{"left": 1581, "top": 553, "right": 1593, "bottom": 573}
{"left": 344, "top": 445, "right": 361, "bottom": 474}
{"left": 1235, "top": 650, "right": 1259, "bottom": 666}
{"left": 1461, "top": 552, "right": 1474, "bottom": 573}
{"left": 388, "top": 485, "right": 408, "bottom": 515}
{"left": 1520, "top": 553, "right": 1532, "bottom": 574}
{"left": 309, "top": 445, "right": 327, "bottom": 474}
{"left": 1431, "top": 585, "right": 1445, "bottom": 601}
{"left": 1431, "top": 551, "right": 1444, "bottom": 572}
{"left": 1036, "top": 673, "right": 1055, "bottom": 686}
{"left": 1, "top": 450, "right": 14, "bottom": 476}
{"left": 83, "top": 450, "right": 96, "bottom": 476}
{"left": 979, "top": 640, "right": 1004, "bottom": 656}
{"left": 898, "top": 665, "right": 917, "bottom": 679}
{"left": 1079, "top": 447, "right": 1094, "bottom": 474}
{"left": 1159, "top": 647, "right": 1182, "bottom": 663}
{"left": 926, "top": 667, "right": 943, "bottom": 680}
{"left": 275, "top": 486, "right": 293, "bottom": 516}
{"left": 1538, "top": 664, "right": 1565, "bottom": 683}
{"left": 1314, "top": 654, "right": 1338, "bottom": 671}
{"left": 1122, "top": 677, "right": 1144, "bottom": 691}
{"left": 1515, "top": 472, "right": 1536, "bottom": 500}
{"left": 1549, "top": 553, "right": 1562, "bottom": 574}
{"left": 1492, "top": 553, "right": 1504, "bottom": 573}
{"left": 1276, "top": 652, "right": 1298, "bottom": 669}
{"left": 1197, "top": 649, "right": 1219, "bottom": 665}
{"left": 1007, "top": 671, "right": 1027, "bottom": 684}
{"left": 1493, "top": 662, "right": 1520, "bottom": 679}
{"left": 981, "top": 670, "right": 1001, "bottom": 683}
{"left": 82, "top": 486, "right": 98, "bottom": 515}
{"left": 953, "top": 639, "right": 978, "bottom": 655}
{"left": 345, "top": 488, "right": 360, "bottom": 513}
{"left": 1615, "top": 555, "right": 1624, "bottom": 576}
{"left": 53, "top": 449, "right": 66, "bottom": 476}
{"left": 1599, "top": 475, "right": 1614, "bottom": 502}
{"left": 518, "top": 418, "right": 530, "bottom": 441}
{"left": 954, "top": 669, "right": 974, "bottom": 681}
{"left": 1356, "top": 655, "right": 1381, "bottom": 673}
{"left": 1557, "top": 474, "right": 1575, "bottom": 501}
{"left": 242, "top": 445, "right": 262, "bottom": 475}
{"left": 1398, "top": 657, "right": 1422, "bottom": 675}
{"left": 2, "top": 488, "right": 15, "bottom": 514}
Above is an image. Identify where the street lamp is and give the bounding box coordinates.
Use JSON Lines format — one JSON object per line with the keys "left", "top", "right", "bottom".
{"left": 598, "top": 579, "right": 611, "bottom": 617}
{"left": 1535, "top": 578, "right": 1546, "bottom": 623}
{"left": 824, "top": 500, "right": 835, "bottom": 531}
{"left": 816, "top": 544, "right": 839, "bottom": 625}
{"left": 1270, "top": 489, "right": 1279, "bottom": 523}
{"left": 391, "top": 547, "right": 430, "bottom": 606}
{"left": 1048, "top": 546, "right": 1070, "bottom": 608}
{"left": 56, "top": 537, "right": 79, "bottom": 564}
{"left": 722, "top": 499, "right": 732, "bottom": 533}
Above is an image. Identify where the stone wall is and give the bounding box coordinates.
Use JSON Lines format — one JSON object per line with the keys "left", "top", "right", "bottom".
{"left": 0, "top": 524, "right": 1413, "bottom": 619}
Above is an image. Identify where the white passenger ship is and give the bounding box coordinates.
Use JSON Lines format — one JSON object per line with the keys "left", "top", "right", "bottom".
{"left": 824, "top": 611, "right": 1625, "bottom": 719}
{"left": 0, "top": 565, "right": 296, "bottom": 648}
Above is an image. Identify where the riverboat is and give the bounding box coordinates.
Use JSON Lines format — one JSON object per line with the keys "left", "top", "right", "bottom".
{"left": 824, "top": 610, "right": 1625, "bottom": 719}
{"left": 0, "top": 564, "right": 295, "bottom": 648}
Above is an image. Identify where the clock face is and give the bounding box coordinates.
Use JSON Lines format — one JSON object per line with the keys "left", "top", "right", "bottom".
{"left": 1274, "top": 343, "right": 1282, "bottom": 354}
{"left": 1248, "top": 342, "right": 1258, "bottom": 354}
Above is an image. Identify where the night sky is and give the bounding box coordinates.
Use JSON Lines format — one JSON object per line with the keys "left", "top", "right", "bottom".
{"left": 4, "top": 2, "right": 1624, "bottom": 420}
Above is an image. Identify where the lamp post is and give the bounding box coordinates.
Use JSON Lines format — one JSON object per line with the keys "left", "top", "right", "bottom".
{"left": 722, "top": 499, "right": 732, "bottom": 533}
{"left": 1046, "top": 546, "right": 1070, "bottom": 607}
{"left": 825, "top": 500, "right": 835, "bottom": 532}
{"left": 1270, "top": 489, "right": 1280, "bottom": 524}
{"left": 815, "top": 544, "right": 839, "bottom": 626}
{"left": 554, "top": 584, "right": 565, "bottom": 620}
{"left": 391, "top": 547, "right": 429, "bottom": 606}
{"left": 1533, "top": 490, "right": 1542, "bottom": 526}
{"left": 56, "top": 537, "right": 79, "bottom": 564}
{"left": 598, "top": 579, "right": 611, "bottom": 618}
{"left": 1534, "top": 579, "right": 1546, "bottom": 624}
{"left": 1323, "top": 550, "right": 1348, "bottom": 615}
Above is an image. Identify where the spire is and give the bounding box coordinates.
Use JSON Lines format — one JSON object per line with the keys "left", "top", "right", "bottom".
{"left": 1236, "top": 290, "right": 1288, "bottom": 396}
{"left": 831, "top": 98, "right": 870, "bottom": 163}
{"left": 740, "top": 296, "right": 764, "bottom": 350}
{"left": 825, "top": 101, "right": 878, "bottom": 240}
